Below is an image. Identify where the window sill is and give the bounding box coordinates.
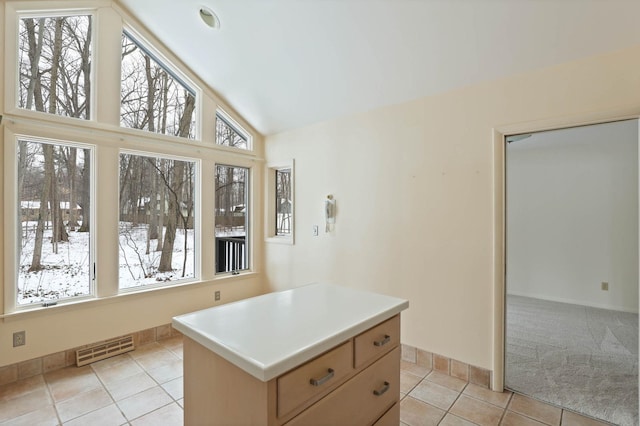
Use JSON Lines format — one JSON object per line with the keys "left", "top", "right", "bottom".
{"left": 265, "top": 236, "right": 294, "bottom": 245}
{"left": 1, "top": 272, "right": 258, "bottom": 322}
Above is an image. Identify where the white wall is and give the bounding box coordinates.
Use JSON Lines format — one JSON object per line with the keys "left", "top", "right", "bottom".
{"left": 506, "top": 121, "right": 638, "bottom": 312}
{"left": 264, "top": 45, "right": 640, "bottom": 370}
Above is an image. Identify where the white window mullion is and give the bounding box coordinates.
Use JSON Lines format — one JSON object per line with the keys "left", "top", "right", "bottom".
{"left": 95, "top": 145, "right": 119, "bottom": 297}
{"left": 93, "top": 7, "right": 123, "bottom": 126}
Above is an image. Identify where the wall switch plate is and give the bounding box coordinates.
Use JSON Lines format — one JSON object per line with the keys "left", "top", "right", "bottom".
{"left": 215, "top": 291, "right": 221, "bottom": 301}
{"left": 13, "top": 331, "right": 25, "bottom": 347}
{"left": 312, "top": 225, "right": 319, "bottom": 236}
{"left": 601, "top": 282, "right": 609, "bottom": 291}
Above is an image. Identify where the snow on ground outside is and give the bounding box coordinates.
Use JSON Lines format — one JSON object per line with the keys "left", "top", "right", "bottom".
{"left": 17, "top": 221, "right": 195, "bottom": 305}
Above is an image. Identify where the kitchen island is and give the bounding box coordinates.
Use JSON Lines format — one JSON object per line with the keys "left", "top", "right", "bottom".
{"left": 172, "top": 282, "right": 409, "bottom": 425}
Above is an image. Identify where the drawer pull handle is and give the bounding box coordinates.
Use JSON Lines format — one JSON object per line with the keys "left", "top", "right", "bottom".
{"left": 310, "top": 368, "right": 335, "bottom": 386}
{"left": 373, "top": 381, "right": 390, "bottom": 396}
{"left": 374, "top": 335, "right": 391, "bottom": 347}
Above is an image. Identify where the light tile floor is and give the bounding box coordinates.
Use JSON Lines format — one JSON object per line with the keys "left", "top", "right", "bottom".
{"left": 0, "top": 338, "right": 612, "bottom": 425}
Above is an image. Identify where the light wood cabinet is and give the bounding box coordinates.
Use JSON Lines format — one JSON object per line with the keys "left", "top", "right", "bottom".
{"left": 277, "top": 340, "right": 353, "bottom": 418}
{"left": 183, "top": 314, "right": 402, "bottom": 425}
{"left": 354, "top": 315, "right": 400, "bottom": 369}
{"left": 285, "top": 347, "right": 399, "bottom": 426}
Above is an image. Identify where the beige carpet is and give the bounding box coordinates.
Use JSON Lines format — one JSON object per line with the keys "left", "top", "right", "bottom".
{"left": 506, "top": 295, "right": 638, "bottom": 426}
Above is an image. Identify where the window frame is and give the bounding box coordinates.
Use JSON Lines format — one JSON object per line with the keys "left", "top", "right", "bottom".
{"left": 117, "top": 149, "right": 201, "bottom": 292}
{"left": 265, "top": 159, "right": 294, "bottom": 245}
{"left": 215, "top": 163, "right": 252, "bottom": 274}
{"left": 5, "top": 130, "right": 97, "bottom": 312}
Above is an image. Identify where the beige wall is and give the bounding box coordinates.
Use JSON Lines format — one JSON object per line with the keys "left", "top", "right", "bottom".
{"left": 264, "top": 45, "right": 640, "bottom": 370}
{"left": 0, "top": 1, "right": 266, "bottom": 367}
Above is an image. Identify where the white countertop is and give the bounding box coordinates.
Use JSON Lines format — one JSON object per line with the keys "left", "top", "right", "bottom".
{"left": 172, "top": 282, "right": 409, "bottom": 381}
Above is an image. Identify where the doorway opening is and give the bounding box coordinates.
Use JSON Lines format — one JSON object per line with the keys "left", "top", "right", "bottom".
{"left": 504, "top": 119, "right": 639, "bottom": 425}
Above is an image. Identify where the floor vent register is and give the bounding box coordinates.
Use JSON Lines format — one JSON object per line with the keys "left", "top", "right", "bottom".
{"left": 76, "top": 335, "right": 135, "bottom": 366}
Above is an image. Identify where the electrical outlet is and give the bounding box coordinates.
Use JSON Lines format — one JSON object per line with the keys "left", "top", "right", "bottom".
{"left": 601, "top": 282, "right": 609, "bottom": 291}
{"left": 13, "top": 331, "right": 26, "bottom": 347}
{"left": 215, "top": 291, "right": 221, "bottom": 301}
{"left": 312, "top": 225, "right": 319, "bottom": 236}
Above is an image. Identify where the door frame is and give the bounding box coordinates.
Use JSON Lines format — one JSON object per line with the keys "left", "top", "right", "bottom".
{"left": 491, "top": 106, "right": 640, "bottom": 392}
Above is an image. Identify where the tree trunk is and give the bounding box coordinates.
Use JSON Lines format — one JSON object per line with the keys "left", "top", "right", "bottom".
{"left": 67, "top": 147, "right": 78, "bottom": 230}
{"left": 23, "top": 18, "right": 45, "bottom": 111}
{"left": 225, "top": 167, "right": 234, "bottom": 231}
{"left": 29, "top": 144, "right": 54, "bottom": 272}
{"left": 158, "top": 161, "right": 181, "bottom": 272}
{"left": 119, "top": 154, "right": 133, "bottom": 218}
{"left": 145, "top": 56, "right": 156, "bottom": 132}
{"left": 161, "top": 72, "right": 169, "bottom": 133}
{"left": 17, "top": 141, "right": 28, "bottom": 250}
{"left": 133, "top": 157, "right": 145, "bottom": 226}
{"left": 51, "top": 155, "right": 69, "bottom": 244}
{"left": 145, "top": 160, "right": 156, "bottom": 255}
{"left": 78, "top": 148, "right": 90, "bottom": 232}
{"left": 149, "top": 158, "right": 159, "bottom": 240}
{"left": 81, "top": 18, "right": 91, "bottom": 118}
{"left": 156, "top": 163, "right": 165, "bottom": 252}
{"left": 48, "top": 18, "right": 64, "bottom": 114}
{"left": 181, "top": 164, "right": 194, "bottom": 277}
{"left": 158, "top": 94, "right": 196, "bottom": 272}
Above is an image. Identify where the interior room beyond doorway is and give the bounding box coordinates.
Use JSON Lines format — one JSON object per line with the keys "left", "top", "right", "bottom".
{"left": 505, "top": 119, "right": 639, "bottom": 426}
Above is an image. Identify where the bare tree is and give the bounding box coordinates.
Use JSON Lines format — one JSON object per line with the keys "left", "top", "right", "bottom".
{"left": 64, "top": 147, "right": 79, "bottom": 230}
{"left": 29, "top": 144, "right": 53, "bottom": 272}
{"left": 156, "top": 159, "right": 166, "bottom": 252}
{"left": 157, "top": 93, "right": 195, "bottom": 272}
{"left": 78, "top": 148, "right": 90, "bottom": 232}
{"left": 19, "top": 15, "right": 92, "bottom": 275}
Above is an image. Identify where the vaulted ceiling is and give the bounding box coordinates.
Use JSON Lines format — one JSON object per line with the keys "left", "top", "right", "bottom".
{"left": 118, "top": 0, "right": 640, "bottom": 136}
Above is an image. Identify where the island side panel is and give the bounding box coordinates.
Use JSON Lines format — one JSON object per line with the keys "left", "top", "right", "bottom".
{"left": 184, "top": 337, "right": 272, "bottom": 425}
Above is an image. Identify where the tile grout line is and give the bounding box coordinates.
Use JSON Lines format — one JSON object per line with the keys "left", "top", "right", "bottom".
{"left": 130, "top": 344, "right": 183, "bottom": 402}
{"left": 90, "top": 355, "right": 129, "bottom": 425}
{"left": 436, "top": 381, "right": 469, "bottom": 425}
{"left": 43, "top": 369, "right": 65, "bottom": 426}
{"left": 115, "top": 346, "right": 183, "bottom": 423}
{"left": 495, "top": 391, "right": 514, "bottom": 426}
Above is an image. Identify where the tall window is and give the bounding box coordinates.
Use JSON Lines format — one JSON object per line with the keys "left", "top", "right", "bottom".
{"left": 215, "top": 165, "right": 249, "bottom": 273}
{"left": 216, "top": 112, "right": 249, "bottom": 150}
{"left": 266, "top": 160, "right": 294, "bottom": 243}
{"left": 275, "top": 168, "right": 292, "bottom": 236}
{"left": 17, "top": 139, "right": 93, "bottom": 305}
{"left": 17, "top": 14, "right": 92, "bottom": 119}
{"left": 119, "top": 153, "right": 197, "bottom": 288}
{"left": 120, "top": 31, "right": 197, "bottom": 139}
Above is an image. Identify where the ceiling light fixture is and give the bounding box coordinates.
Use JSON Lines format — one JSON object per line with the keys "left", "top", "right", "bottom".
{"left": 199, "top": 6, "right": 220, "bottom": 29}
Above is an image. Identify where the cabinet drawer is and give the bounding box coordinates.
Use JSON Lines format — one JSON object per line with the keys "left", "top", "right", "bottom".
{"left": 373, "top": 402, "right": 399, "bottom": 426}
{"left": 286, "top": 347, "right": 400, "bottom": 426}
{"left": 277, "top": 340, "right": 353, "bottom": 418}
{"left": 354, "top": 315, "right": 400, "bottom": 368}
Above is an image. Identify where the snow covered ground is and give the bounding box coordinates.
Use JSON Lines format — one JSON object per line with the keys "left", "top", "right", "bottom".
{"left": 118, "top": 222, "right": 194, "bottom": 289}
{"left": 18, "top": 223, "right": 92, "bottom": 305}
{"left": 17, "top": 221, "right": 194, "bottom": 305}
